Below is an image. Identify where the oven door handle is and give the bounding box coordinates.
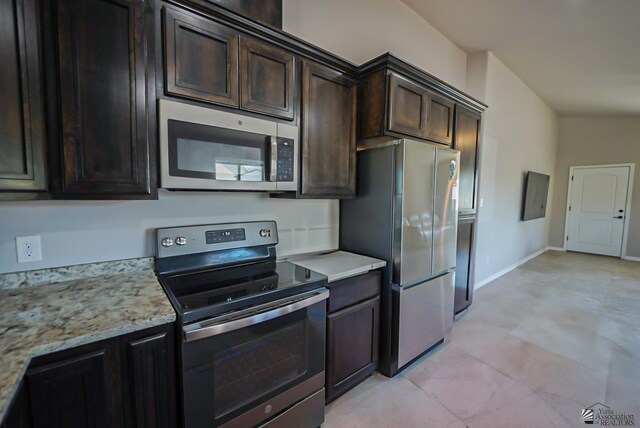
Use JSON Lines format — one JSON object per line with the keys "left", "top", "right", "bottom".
{"left": 183, "top": 289, "right": 329, "bottom": 342}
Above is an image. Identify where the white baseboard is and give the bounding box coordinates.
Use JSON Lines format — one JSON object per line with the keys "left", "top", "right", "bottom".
{"left": 474, "top": 246, "right": 553, "bottom": 290}
{"left": 622, "top": 255, "right": 640, "bottom": 262}
{"left": 547, "top": 246, "right": 565, "bottom": 252}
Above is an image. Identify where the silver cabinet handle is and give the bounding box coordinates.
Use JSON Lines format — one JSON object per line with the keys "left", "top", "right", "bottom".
{"left": 183, "top": 288, "right": 329, "bottom": 342}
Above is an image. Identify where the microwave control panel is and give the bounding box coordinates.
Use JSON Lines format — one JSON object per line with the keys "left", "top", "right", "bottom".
{"left": 276, "top": 138, "right": 294, "bottom": 182}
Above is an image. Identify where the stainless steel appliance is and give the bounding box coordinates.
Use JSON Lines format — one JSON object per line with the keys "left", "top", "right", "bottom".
{"left": 340, "top": 139, "right": 459, "bottom": 377}
{"left": 159, "top": 99, "right": 298, "bottom": 192}
{"left": 155, "top": 221, "right": 327, "bottom": 428}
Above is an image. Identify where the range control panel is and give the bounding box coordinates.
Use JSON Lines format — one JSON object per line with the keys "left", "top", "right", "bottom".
{"left": 206, "top": 228, "right": 246, "bottom": 244}
{"left": 156, "top": 221, "right": 278, "bottom": 258}
{"left": 276, "top": 138, "right": 294, "bottom": 182}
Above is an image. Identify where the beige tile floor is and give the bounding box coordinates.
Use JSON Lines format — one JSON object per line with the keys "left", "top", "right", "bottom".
{"left": 324, "top": 251, "right": 640, "bottom": 427}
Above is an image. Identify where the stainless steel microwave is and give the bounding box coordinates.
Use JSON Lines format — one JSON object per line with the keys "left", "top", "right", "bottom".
{"left": 159, "top": 99, "right": 299, "bottom": 192}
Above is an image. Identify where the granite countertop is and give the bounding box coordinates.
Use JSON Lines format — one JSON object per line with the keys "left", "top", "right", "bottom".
{"left": 0, "top": 265, "right": 175, "bottom": 423}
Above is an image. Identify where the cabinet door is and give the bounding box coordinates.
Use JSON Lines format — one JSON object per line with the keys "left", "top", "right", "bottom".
{"left": 1, "top": 381, "right": 30, "bottom": 428}
{"left": 55, "top": 0, "right": 153, "bottom": 197}
{"left": 454, "top": 218, "right": 475, "bottom": 314}
{"left": 425, "top": 92, "right": 455, "bottom": 145}
{"left": 300, "top": 61, "right": 356, "bottom": 198}
{"left": 0, "top": 0, "right": 46, "bottom": 196}
{"left": 387, "top": 73, "right": 428, "bottom": 139}
{"left": 453, "top": 107, "right": 481, "bottom": 215}
{"left": 164, "top": 7, "right": 239, "bottom": 107}
{"left": 240, "top": 37, "right": 295, "bottom": 120}
{"left": 123, "top": 329, "right": 175, "bottom": 428}
{"left": 326, "top": 296, "right": 379, "bottom": 402}
{"left": 27, "top": 350, "right": 111, "bottom": 428}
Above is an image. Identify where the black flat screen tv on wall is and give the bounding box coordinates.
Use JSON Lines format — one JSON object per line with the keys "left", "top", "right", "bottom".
{"left": 521, "top": 171, "right": 550, "bottom": 221}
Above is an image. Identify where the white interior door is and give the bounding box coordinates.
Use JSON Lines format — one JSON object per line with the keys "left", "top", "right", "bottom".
{"left": 566, "top": 166, "right": 630, "bottom": 257}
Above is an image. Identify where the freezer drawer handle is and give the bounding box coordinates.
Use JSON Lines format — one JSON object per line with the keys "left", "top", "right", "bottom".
{"left": 183, "top": 289, "right": 329, "bottom": 342}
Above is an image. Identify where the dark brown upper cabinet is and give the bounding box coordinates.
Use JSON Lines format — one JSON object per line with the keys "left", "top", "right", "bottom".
{"left": 46, "top": 0, "right": 154, "bottom": 198}
{"left": 0, "top": 0, "right": 47, "bottom": 199}
{"left": 453, "top": 106, "right": 481, "bottom": 216}
{"left": 197, "top": 0, "right": 283, "bottom": 29}
{"left": 164, "top": 7, "right": 239, "bottom": 107}
{"left": 300, "top": 60, "right": 357, "bottom": 198}
{"left": 357, "top": 53, "right": 486, "bottom": 147}
{"left": 387, "top": 73, "right": 429, "bottom": 139}
{"left": 240, "top": 37, "right": 295, "bottom": 120}
{"left": 425, "top": 92, "right": 455, "bottom": 145}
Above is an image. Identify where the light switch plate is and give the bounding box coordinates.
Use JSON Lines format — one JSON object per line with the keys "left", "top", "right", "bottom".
{"left": 16, "top": 235, "right": 42, "bottom": 263}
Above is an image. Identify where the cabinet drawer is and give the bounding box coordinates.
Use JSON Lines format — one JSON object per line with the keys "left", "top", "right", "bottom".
{"left": 327, "top": 270, "right": 381, "bottom": 313}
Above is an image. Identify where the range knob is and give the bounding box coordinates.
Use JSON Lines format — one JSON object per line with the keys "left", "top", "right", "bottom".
{"left": 161, "top": 237, "right": 174, "bottom": 247}
{"left": 259, "top": 229, "right": 271, "bottom": 237}
{"left": 175, "top": 236, "right": 187, "bottom": 246}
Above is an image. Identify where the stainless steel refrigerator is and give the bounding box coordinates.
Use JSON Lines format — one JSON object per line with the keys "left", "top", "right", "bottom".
{"left": 340, "top": 139, "right": 459, "bottom": 377}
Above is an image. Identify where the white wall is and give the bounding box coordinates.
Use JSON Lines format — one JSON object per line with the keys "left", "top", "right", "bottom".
{"left": 283, "top": 0, "right": 467, "bottom": 89}
{"left": 466, "top": 52, "right": 559, "bottom": 285}
{"left": 0, "top": 192, "right": 338, "bottom": 274}
{"left": 549, "top": 117, "right": 640, "bottom": 257}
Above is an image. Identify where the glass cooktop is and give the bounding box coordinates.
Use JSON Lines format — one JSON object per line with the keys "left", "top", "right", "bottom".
{"left": 159, "top": 260, "right": 326, "bottom": 323}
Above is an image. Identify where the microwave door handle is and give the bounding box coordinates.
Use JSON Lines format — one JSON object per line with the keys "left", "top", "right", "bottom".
{"left": 183, "top": 289, "right": 329, "bottom": 342}
{"left": 270, "top": 136, "right": 278, "bottom": 182}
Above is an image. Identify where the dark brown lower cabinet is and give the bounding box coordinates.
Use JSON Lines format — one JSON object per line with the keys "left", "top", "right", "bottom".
{"left": 1, "top": 324, "right": 176, "bottom": 428}
{"left": 326, "top": 271, "right": 381, "bottom": 403}
{"left": 1, "top": 381, "right": 30, "bottom": 428}
{"left": 122, "top": 329, "right": 176, "bottom": 428}
{"left": 454, "top": 217, "right": 476, "bottom": 314}
{"left": 28, "top": 349, "right": 113, "bottom": 428}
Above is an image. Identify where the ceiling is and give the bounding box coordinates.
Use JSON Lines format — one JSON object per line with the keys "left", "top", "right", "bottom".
{"left": 400, "top": 0, "right": 640, "bottom": 116}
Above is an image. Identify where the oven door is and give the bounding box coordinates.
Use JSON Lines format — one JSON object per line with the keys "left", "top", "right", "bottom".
{"left": 181, "top": 289, "right": 328, "bottom": 428}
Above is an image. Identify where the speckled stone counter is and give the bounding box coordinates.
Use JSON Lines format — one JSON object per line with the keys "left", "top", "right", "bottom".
{"left": 0, "top": 266, "right": 175, "bottom": 423}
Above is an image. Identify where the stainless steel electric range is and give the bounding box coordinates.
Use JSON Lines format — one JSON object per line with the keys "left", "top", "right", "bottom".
{"left": 155, "top": 221, "right": 328, "bottom": 428}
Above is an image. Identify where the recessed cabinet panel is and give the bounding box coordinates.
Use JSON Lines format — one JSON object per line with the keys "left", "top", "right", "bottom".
{"left": 453, "top": 107, "right": 481, "bottom": 215}
{"left": 240, "top": 37, "right": 295, "bottom": 119}
{"left": 126, "top": 331, "right": 173, "bottom": 428}
{"left": 27, "top": 350, "right": 111, "bottom": 428}
{"left": 55, "top": 0, "right": 152, "bottom": 196}
{"left": 387, "top": 73, "right": 428, "bottom": 139}
{"left": 0, "top": 0, "right": 46, "bottom": 194}
{"left": 454, "top": 218, "right": 475, "bottom": 314}
{"left": 300, "top": 61, "right": 356, "bottom": 198}
{"left": 425, "top": 92, "right": 455, "bottom": 145}
{"left": 326, "top": 296, "right": 379, "bottom": 402}
{"left": 164, "top": 7, "right": 239, "bottom": 107}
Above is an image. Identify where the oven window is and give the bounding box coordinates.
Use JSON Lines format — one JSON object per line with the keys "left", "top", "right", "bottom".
{"left": 181, "top": 299, "right": 325, "bottom": 427}
{"left": 213, "top": 321, "right": 307, "bottom": 418}
{"left": 168, "top": 119, "right": 269, "bottom": 181}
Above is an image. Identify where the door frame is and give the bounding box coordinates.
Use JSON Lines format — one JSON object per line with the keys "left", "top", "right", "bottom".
{"left": 563, "top": 163, "right": 635, "bottom": 258}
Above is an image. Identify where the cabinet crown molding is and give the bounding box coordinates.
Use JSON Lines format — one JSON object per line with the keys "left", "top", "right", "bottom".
{"left": 358, "top": 52, "right": 488, "bottom": 114}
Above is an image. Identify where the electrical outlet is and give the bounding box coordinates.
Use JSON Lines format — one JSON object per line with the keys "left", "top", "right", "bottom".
{"left": 16, "top": 236, "right": 42, "bottom": 263}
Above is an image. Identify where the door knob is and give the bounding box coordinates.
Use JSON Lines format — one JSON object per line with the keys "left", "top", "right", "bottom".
{"left": 619, "top": 209, "right": 624, "bottom": 213}
{"left": 614, "top": 216, "right": 624, "bottom": 219}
